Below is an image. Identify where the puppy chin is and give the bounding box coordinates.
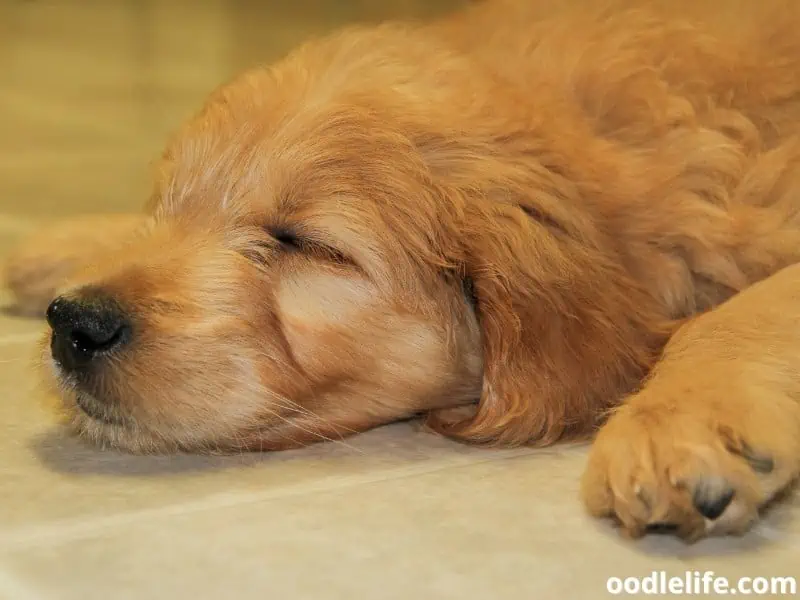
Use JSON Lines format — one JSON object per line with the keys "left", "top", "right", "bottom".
{"left": 55, "top": 376, "right": 277, "bottom": 456}
{"left": 42, "top": 354, "right": 165, "bottom": 454}
{"left": 57, "top": 390, "right": 159, "bottom": 454}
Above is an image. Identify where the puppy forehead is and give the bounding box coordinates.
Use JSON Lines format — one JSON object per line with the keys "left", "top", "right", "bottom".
{"left": 153, "top": 141, "right": 375, "bottom": 230}
{"left": 151, "top": 153, "right": 391, "bottom": 259}
{"left": 152, "top": 80, "right": 412, "bottom": 224}
{"left": 148, "top": 97, "right": 416, "bottom": 261}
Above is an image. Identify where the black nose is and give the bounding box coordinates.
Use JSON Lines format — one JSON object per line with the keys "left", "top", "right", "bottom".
{"left": 46, "top": 295, "right": 131, "bottom": 372}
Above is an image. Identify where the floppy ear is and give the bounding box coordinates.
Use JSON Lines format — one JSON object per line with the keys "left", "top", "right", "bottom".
{"left": 423, "top": 152, "right": 676, "bottom": 447}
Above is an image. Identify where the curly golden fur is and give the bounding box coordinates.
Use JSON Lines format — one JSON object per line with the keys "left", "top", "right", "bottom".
{"left": 5, "top": 0, "right": 800, "bottom": 540}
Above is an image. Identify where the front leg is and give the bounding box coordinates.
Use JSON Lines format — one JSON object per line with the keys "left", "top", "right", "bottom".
{"left": 581, "top": 264, "right": 800, "bottom": 541}
{"left": 3, "top": 214, "right": 146, "bottom": 316}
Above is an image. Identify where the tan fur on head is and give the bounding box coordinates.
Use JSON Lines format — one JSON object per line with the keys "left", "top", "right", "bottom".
{"left": 7, "top": 0, "right": 800, "bottom": 457}
{"left": 43, "top": 217, "right": 483, "bottom": 453}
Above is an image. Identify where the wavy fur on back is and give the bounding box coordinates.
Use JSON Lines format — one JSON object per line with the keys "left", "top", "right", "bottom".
{"left": 422, "top": 0, "right": 800, "bottom": 444}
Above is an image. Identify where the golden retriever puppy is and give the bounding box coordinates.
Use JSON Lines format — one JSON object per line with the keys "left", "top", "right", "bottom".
{"left": 5, "top": 0, "right": 800, "bottom": 539}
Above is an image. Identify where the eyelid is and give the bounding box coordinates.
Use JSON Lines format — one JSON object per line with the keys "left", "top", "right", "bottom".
{"left": 300, "top": 237, "right": 355, "bottom": 266}
{"left": 242, "top": 226, "right": 356, "bottom": 268}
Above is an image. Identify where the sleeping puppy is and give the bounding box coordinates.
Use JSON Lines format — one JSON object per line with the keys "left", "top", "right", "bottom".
{"left": 5, "top": 0, "right": 800, "bottom": 540}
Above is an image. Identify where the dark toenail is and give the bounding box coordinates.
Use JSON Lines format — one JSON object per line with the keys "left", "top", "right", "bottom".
{"left": 693, "top": 482, "right": 735, "bottom": 520}
{"left": 732, "top": 443, "right": 775, "bottom": 474}
{"left": 645, "top": 522, "right": 679, "bottom": 534}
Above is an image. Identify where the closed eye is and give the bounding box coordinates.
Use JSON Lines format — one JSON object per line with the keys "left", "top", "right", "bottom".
{"left": 270, "top": 226, "right": 302, "bottom": 251}
{"left": 242, "top": 225, "right": 355, "bottom": 268}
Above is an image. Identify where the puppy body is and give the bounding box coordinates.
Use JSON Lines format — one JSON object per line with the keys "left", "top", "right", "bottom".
{"left": 5, "top": 0, "right": 800, "bottom": 535}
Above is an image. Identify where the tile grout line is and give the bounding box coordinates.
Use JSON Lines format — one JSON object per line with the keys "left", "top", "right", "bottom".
{"left": 0, "top": 449, "right": 537, "bottom": 552}
{"left": 0, "top": 567, "right": 49, "bottom": 600}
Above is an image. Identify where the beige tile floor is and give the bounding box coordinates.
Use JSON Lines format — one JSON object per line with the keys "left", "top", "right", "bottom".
{"left": 0, "top": 1, "right": 798, "bottom": 598}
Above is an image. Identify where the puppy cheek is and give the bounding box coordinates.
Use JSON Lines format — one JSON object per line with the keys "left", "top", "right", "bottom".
{"left": 276, "top": 273, "right": 379, "bottom": 377}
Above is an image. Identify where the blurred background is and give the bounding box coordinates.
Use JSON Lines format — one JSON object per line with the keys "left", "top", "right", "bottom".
{"left": 0, "top": 0, "right": 465, "bottom": 219}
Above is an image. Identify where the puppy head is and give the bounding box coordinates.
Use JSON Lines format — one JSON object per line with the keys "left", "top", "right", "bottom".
{"left": 45, "top": 194, "right": 484, "bottom": 453}
{"left": 43, "top": 40, "right": 491, "bottom": 452}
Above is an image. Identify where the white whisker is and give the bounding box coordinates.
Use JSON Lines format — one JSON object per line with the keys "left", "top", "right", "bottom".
{"left": 260, "top": 399, "right": 363, "bottom": 454}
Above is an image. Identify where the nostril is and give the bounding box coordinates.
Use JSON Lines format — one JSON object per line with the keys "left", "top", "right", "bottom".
{"left": 70, "top": 321, "right": 130, "bottom": 355}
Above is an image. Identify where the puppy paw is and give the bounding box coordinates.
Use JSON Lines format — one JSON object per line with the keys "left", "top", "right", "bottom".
{"left": 581, "top": 394, "right": 799, "bottom": 542}
{"left": 3, "top": 214, "right": 145, "bottom": 316}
